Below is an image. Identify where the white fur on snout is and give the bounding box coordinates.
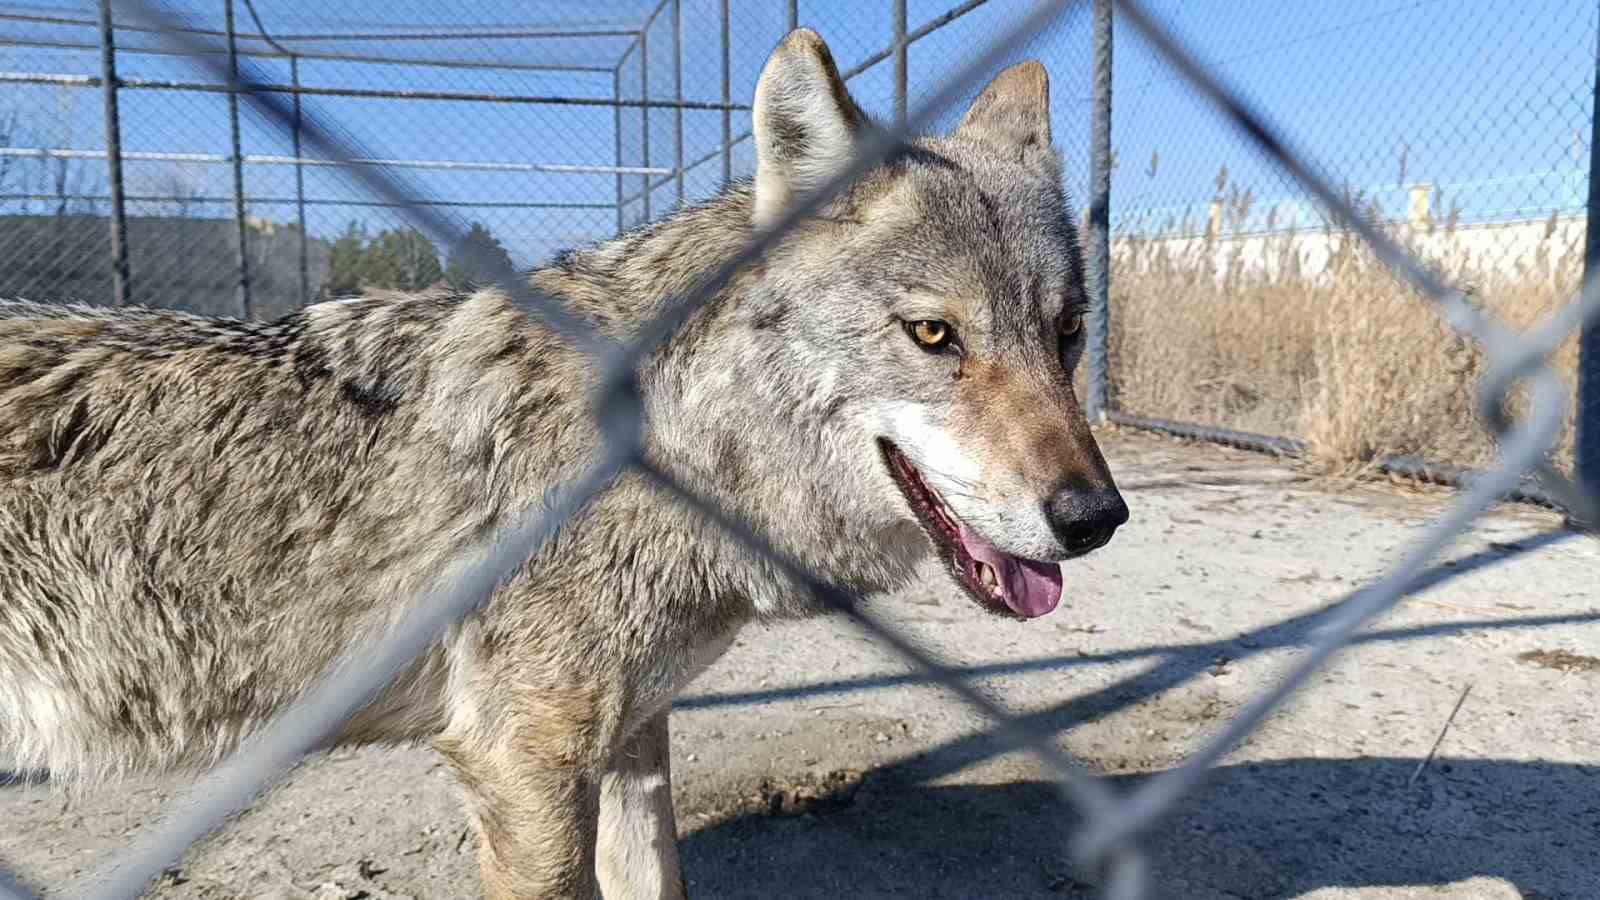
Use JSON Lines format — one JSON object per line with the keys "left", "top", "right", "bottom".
{"left": 875, "top": 401, "right": 1065, "bottom": 562}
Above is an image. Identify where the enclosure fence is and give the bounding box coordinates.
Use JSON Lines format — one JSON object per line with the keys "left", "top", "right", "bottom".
{"left": 1095, "top": 0, "right": 1600, "bottom": 508}
{"left": 0, "top": 1, "right": 1598, "bottom": 899}
{"left": 0, "top": 0, "right": 978, "bottom": 322}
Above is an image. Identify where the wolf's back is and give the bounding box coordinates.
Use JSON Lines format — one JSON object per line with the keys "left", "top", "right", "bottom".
{"left": 0, "top": 292, "right": 596, "bottom": 777}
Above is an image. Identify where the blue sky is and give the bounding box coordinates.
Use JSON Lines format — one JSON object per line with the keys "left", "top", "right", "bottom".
{"left": 0, "top": 0, "right": 1594, "bottom": 267}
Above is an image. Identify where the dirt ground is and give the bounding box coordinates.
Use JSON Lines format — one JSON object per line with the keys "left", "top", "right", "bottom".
{"left": 2, "top": 427, "right": 1597, "bottom": 900}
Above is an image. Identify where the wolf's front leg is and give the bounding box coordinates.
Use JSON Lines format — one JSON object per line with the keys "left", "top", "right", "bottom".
{"left": 437, "top": 708, "right": 607, "bottom": 899}
{"left": 596, "top": 711, "right": 686, "bottom": 899}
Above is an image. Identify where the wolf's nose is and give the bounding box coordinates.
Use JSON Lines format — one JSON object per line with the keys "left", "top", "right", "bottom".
{"left": 1044, "top": 487, "right": 1128, "bottom": 556}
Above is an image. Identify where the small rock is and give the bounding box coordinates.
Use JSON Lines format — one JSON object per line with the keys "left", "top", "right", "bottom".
{"left": 357, "top": 859, "right": 387, "bottom": 880}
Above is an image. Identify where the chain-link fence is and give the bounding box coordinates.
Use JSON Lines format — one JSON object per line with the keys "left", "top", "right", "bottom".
{"left": 0, "top": 0, "right": 1597, "bottom": 898}
{"left": 1, "top": 1, "right": 1097, "bottom": 320}
{"left": 1100, "top": 0, "right": 1600, "bottom": 499}
{"left": 0, "top": 1, "right": 750, "bottom": 319}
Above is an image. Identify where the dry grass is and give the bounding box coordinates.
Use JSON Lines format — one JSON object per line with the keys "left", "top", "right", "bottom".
{"left": 1104, "top": 206, "right": 1583, "bottom": 473}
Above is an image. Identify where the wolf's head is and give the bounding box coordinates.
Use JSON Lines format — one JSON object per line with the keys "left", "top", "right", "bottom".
{"left": 742, "top": 29, "right": 1127, "bottom": 620}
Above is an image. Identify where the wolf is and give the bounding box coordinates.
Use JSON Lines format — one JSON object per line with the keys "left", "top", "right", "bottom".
{"left": 0, "top": 29, "right": 1127, "bottom": 900}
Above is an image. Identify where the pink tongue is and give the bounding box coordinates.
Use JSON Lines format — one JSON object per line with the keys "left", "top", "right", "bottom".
{"left": 958, "top": 524, "right": 1063, "bottom": 618}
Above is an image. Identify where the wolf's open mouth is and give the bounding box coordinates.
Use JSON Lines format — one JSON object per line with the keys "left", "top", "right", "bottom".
{"left": 878, "top": 439, "right": 1063, "bottom": 620}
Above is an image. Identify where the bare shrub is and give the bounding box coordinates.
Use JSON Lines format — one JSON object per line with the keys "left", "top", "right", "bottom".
{"left": 1106, "top": 195, "right": 1582, "bottom": 473}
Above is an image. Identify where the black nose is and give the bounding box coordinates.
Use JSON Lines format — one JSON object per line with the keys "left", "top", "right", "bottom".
{"left": 1044, "top": 486, "right": 1129, "bottom": 556}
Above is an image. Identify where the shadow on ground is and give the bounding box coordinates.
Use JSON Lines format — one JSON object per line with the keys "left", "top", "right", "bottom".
{"left": 0, "top": 533, "right": 1589, "bottom": 899}
{"left": 679, "top": 533, "right": 1597, "bottom": 899}
{"left": 680, "top": 755, "right": 1599, "bottom": 899}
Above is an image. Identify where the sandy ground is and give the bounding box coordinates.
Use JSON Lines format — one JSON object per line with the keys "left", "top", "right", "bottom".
{"left": 2, "top": 427, "right": 1597, "bottom": 900}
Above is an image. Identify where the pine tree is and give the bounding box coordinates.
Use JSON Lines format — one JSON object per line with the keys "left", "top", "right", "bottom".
{"left": 367, "top": 228, "right": 444, "bottom": 291}
{"left": 323, "top": 221, "right": 369, "bottom": 298}
{"left": 445, "top": 222, "right": 516, "bottom": 290}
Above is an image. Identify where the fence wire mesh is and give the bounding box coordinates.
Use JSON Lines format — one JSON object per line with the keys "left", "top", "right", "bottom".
{"left": 1104, "top": 0, "right": 1598, "bottom": 493}
{"left": 0, "top": 1, "right": 1597, "bottom": 898}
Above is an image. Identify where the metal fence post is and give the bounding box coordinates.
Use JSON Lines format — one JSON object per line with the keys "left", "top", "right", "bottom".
{"left": 223, "top": 0, "right": 252, "bottom": 319}
{"left": 787, "top": 0, "right": 798, "bottom": 31}
{"left": 673, "top": 0, "right": 684, "bottom": 206}
{"left": 641, "top": 28, "right": 652, "bottom": 222}
{"left": 614, "top": 67, "right": 626, "bottom": 234}
{"left": 721, "top": 0, "right": 731, "bottom": 186}
{"left": 289, "top": 54, "right": 309, "bottom": 306}
{"left": 1084, "top": 0, "right": 1113, "bottom": 422}
{"left": 892, "top": 0, "right": 907, "bottom": 128}
{"left": 1578, "top": 5, "right": 1600, "bottom": 527}
{"left": 96, "top": 0, "right": 130, "bottom": 307}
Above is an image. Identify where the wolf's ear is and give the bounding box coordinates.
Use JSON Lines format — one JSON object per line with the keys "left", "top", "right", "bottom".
{"left": 751, "top": 29, "right": 866, "bottom": 227}
{"left": 954, "top": 60, "right": 1052, "bottom": 154}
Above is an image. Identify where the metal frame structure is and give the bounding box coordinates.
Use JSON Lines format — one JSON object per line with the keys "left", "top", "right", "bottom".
{"left": 1580, "top": 8, "right": 1600, "bottom": 515}
{"left": 0, "top": 0, "right": 1011, "bottom": 315}
{"left": 608, "top": 0, "right": 997, "bottom": 227}
{"left": 0, "top": 0, "right": 772, "bottom": 313}
{"left": 0, "top": 2, "right": 1597, "bottom": 898}
{"left": 92, "top": 0, "right": 129, "bottom": 306}
{"left": 1072, "top": 3, "right": 1600, "bottom": 524}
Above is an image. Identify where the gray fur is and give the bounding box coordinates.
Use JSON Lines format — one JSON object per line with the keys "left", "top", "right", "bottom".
{"left": 0, "top": 30, "right": 1124, "bottom": 900}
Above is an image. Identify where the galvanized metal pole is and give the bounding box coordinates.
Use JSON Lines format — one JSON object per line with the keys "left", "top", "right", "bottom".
{"left": 787, "top": 0, "right": 798, "bottom": 30}
{"left": 223, "top": 0, "right": 252, "bottom": 319}
{"left": 614, "top": 67, "right": 626, "bottom": 234}
{"left": 641, "top": 29, "right": 652, "bottom": 222}
{"left": 290, "top": 54, "right": 308, "bottom": 306}
{"left": 721, "top": 0, "right": 731, "bottom": 186}
{"left": 1084, "top": 0, "right": 1113, "bottom": 421}
{"left": 1578, "top": 5, "right": 1600, "bottom": 526}
{"left": 673, "top": 0, "right": 684, "bottom": 206}
{"left": 96, "top": 0, "right": 129, "bottom": 307}
{"left": 892, "top": 0, "right": 907, "bottom": 128}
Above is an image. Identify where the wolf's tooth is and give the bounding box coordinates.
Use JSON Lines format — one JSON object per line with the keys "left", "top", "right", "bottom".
{"left": 978, "top": 563, "right": 998, "bottom": 588}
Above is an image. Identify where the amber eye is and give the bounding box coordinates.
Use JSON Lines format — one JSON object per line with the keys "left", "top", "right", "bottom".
{"left": 907, "top": 320, "right": 954, "bottom": 352}
{"left": 1060, "top": 311, "right": 1085, "bottom": 338}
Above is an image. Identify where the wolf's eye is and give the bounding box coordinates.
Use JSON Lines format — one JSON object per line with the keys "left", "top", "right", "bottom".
{"left": 906, "top": 320, "right": 954, "bottom": 352}
{"left": 1060, "top": 311, "right": 1085, "bottom": 338}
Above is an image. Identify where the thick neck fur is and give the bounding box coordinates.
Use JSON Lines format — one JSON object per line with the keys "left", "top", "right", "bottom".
{"left": 531, "top": 181, "right": 764, "bottom": 339}
{"left": 525, "top": 181, "right": 925, "bottom": 612}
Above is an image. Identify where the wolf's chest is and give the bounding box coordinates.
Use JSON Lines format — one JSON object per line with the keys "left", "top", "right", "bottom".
{"left": 624, "top": 621, "right": 744, "bottom": 735}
